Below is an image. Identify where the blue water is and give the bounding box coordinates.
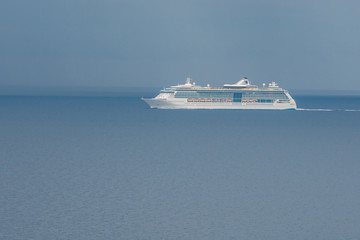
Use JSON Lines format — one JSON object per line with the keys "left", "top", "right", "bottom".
{"left": 1, "top": 95, "right": 360, "bottom": 239}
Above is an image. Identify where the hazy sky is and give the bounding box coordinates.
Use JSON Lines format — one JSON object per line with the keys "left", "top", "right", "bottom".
{"left": 1, "top": 0, "right": 360, "bottom": 90}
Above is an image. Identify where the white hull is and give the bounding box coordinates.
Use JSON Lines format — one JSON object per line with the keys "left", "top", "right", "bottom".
{"left": 142, "top": 98, "right": 296, "bottom": 110}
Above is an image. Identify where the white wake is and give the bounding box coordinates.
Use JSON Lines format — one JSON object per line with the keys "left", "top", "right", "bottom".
{"left": 296, "top": 108, "right": 360, "bottom": 112}
{"left": 296, "top": 108, "right": 334, "bottom": 111}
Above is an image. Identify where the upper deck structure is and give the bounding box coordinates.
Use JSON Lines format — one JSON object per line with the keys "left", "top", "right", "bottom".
{"left": 142, "top": 77, "right": 296, "bottom": 110}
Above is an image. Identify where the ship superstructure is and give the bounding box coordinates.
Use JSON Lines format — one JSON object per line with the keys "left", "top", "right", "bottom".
{"left": 142, "top": 77, "right": 296, "bottom": 110}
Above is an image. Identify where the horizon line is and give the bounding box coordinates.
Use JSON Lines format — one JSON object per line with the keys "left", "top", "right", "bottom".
{"left": 1, "top": 87, "right": 360, "bottom": 98}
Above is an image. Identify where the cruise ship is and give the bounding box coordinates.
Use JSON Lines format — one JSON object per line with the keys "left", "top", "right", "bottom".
{"left": 142, "top": 77, "right": 296, "bottom": 110}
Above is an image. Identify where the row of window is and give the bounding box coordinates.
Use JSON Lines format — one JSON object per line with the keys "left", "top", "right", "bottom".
{"left": 175, "top": 91, "right": 288, "bottom": 100}
{"left": 187, "top": 98, "right": 233, "bottom": 102}
{"left": 186, "top": 98, "right": 290, "bottom": 103}
{"left": 175, "top": 92, "right": 233, "bottom": 99}
{"left": 242, "top": 93, "right": 288, "bottom": 100}
{"left": 257, "top": 99, "right": 273, "bottom": 103}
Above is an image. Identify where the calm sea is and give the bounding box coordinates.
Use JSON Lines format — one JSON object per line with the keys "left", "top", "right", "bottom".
{"left": 1, "top": 95, "right": 360, "bottom": 239}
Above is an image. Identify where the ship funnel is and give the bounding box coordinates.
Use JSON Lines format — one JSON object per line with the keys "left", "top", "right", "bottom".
{"left": 186, "top": 77, "right": 191, "bottom": 84}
